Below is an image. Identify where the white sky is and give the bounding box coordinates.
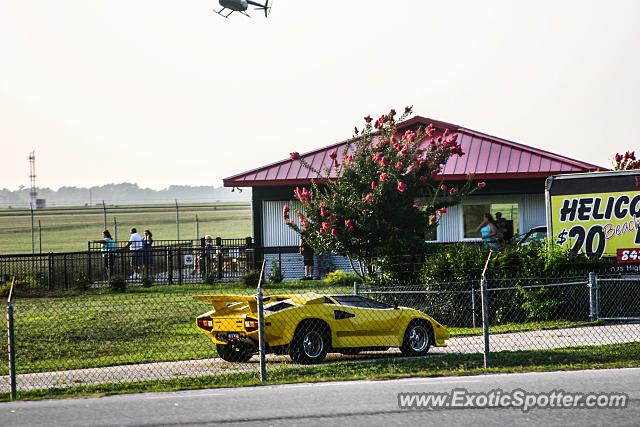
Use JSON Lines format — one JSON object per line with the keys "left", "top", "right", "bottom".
{"left": 1, "top": 0, "right": 639, "bottom": 191}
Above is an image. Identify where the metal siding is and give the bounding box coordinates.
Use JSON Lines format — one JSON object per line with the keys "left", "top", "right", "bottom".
{"left": 520, "top": 194, "right": 546, "bottom": 234}
{"left": 438, "top": 204, "right": 462, "bottom": 242}
{"left": 262, "top": 201, "right": 303, "bottom": 247}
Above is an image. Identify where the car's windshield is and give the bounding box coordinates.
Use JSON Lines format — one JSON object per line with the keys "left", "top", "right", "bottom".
{"left": 330, "top": 295, "right": 393, "bottom": 309}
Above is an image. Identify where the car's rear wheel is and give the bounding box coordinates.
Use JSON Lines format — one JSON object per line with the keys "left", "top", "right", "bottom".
{"left": 289, "top": 321, "right": 330, "bottom": 364}
{"left": 400, "top": 320, "right": 432, "bottom": 357}
{"left": 216, "top": 343, "right": 254, "bottom": 363}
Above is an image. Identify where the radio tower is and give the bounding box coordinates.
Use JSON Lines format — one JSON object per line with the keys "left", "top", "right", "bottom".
{"left": 28, "top": 151, "right": 37, "bottom": 209}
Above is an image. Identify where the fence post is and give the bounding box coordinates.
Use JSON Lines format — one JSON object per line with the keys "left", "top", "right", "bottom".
{"left": 178, "top": 246, "right": 183, "bottom": 285}
{"left": 353, "top": 281, "right": 359, "bottom": 295}
{"left": 480, "top": 250, "right": 493, "bottom": 369}
{"left": 480, "top": 276, "right": 490, "bottom": 368}
{"left": 588, "top": 272, "right": 599, "bottom": 321}
{"left": 167, "top": 248, "right": 174, "bottom": 285}
{"left": 47, "top": 252, "right": 53, "bottom": 288}
{"left": 256, "top": 260, "right": 267, "bottom": 383}
{"left": 471, "top": 282, "right": 476, "bottom": 329}
{"left": 7, "top": 279, "right": 17, "bottom": 399}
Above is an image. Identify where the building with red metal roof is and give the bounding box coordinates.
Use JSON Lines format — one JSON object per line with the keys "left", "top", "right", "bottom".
{"left": 225, "top": 116, "right": 603, "bottom": 256}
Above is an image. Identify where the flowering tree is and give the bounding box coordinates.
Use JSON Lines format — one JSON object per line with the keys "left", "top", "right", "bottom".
{"left": 283, "top": 107, "right": 485, "bottom": 281}
{"left": 614, "top": 151, "right": 640, "bottom": 170}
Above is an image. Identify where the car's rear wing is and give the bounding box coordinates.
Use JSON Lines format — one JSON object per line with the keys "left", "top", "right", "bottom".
{"left": 193, "top": 295, "right": 258, "bottom": 312}
{"left": 193, "top": 292, "right": 326, "bottom": 312}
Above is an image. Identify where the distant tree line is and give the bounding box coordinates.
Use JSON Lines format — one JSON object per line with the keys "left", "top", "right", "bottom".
{"left": 0, "top": 183, "right": 250, "bottom": 207}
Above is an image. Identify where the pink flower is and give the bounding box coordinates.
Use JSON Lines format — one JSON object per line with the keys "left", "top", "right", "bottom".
{"left": 430, "top": 215, "right": 437, "bottom": 224}
{"left": 363, "top": 193, "right": 374, "bottom": 202}
{"left": 449, "top": 187, "right": 458, "bottom": 196}
{"left": 289, "top": 152, "right": 300, "bottom": 161}
{"left": 396, "top": 161, "right": 404, "bottom": 170}
{"left": 371, "top": 181, "right": 377, "bottom": 190}
{"left": 372, "top": 152, "right": 383, "bottom": 163}
{"left": 282, "top": 205, "right": 290, "bottom": 222}
{"left": 477, "top": 181, "right": 486, "bottom": 189}
{"left": 364, "top": 115, "right": 372, "bottom": 123}
{"left": 438, "top": 207, "right": 447, "bottom": 215}
{"left": 344, "top": 219, "right": 354, "bottom": 232}
{"left": 397, "top": 181, "right": 407, "bottom": 193}
{"left": 426, "top": 123, "right": 435, "bottom": 137}
{"left": 379, "top": 172, "right": 388, "bottom": 182}
{"left": 403, "top": 130, "right": 417, "bottom": 143}
{"left": 320, "top": 207, "right": 328, "bottom": 217}
{"left": 329, "top": 150, "right": 338, "bottom": 161}
{"left": 331, "top": 228, "right": 336, "bottom": 237}
{"left": 320, "top": 222, "right": 329, "bottom": 233}
{"left": 344, "top": 154, "right": 354, "bottom": 163}
{"left": 439, "top": 184, "right": 447, "bottom": 191}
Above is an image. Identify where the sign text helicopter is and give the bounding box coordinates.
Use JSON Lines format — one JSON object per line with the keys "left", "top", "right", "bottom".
{"left": 215, "top": 0, "right": 271, "bottom": 18}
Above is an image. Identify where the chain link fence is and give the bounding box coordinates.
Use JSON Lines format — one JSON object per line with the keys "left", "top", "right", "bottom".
{"left": 2, "top": 260, "right": 640, "bottom": 399}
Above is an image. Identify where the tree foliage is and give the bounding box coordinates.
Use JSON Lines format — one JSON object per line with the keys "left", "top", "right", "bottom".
{"left": 284, "top": 107, "right": 485, "bottom": 281}
{"left": 613, "top": 151, "right": 640, "bottom": 170}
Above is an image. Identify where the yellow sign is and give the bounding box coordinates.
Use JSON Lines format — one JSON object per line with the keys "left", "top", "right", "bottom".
{"left": 550, "top": 191, "right": 640, "bottom": 257}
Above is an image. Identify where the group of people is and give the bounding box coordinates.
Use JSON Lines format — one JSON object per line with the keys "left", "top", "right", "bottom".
{"left": 95, "top": 228, "right": 154, "bottom": 279}
{"left": 475, "top": 212, "right": 511, "bottom": 250}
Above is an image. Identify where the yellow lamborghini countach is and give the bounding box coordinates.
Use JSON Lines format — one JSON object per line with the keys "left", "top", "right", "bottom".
{"left": 193, "top": 292, "right": 449, "bottom": 364}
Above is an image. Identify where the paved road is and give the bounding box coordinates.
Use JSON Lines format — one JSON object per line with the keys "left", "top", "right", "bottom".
{"left": 2, "top": 323, "right": 638, "bottom": 392}
{"left": 1, "top": 368, "right": 639, "bottom": 426}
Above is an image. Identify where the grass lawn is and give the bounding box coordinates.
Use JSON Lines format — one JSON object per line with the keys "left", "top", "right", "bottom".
{"left": 0, "top": 281, "right": 353, "bottom": 375}
{"left": 0, "top": 202, "right": 252, "bottom": 254}
{"left": 4, "top": 342, "right": 640, "bottom": 401}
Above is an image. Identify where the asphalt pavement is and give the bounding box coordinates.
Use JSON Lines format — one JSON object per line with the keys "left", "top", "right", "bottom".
{"left": 1, "top": 368, "right": 639, "bottom": 426}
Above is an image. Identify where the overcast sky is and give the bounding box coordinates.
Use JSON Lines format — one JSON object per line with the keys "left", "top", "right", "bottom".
{"left": 1, "top": 0, "right": 639, "bottom": 191}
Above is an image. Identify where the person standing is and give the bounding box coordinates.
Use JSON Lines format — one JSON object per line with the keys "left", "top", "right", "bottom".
{"left": 142, "top": 229, "right": 154, "bottom": 278}
{"left": 495, "top": 212, "right": 509, "bottom": 242}
{"left": 124, "top": 228, "right": 144, "bottom": 279}
{"left": 475, "top": 213, "right": 502, "bottom": 250}
{"left": 94, "top": 230, "right": 116, "bottom": 278}
{"left": 300, "top": 238, "right": 315, "bottom": 280}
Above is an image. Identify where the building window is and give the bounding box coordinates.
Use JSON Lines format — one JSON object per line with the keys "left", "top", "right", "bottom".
{"left": 463, "top": 203, "right": 519, "bottom": 239}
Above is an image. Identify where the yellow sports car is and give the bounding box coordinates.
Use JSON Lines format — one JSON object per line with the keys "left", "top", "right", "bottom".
{"left": 193, "top": 292, "right": 449, "bottom": 364}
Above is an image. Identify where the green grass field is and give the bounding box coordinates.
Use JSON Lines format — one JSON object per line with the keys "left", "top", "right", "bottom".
{"left": 0, "top": 203, "right": 252, "bottom": 254}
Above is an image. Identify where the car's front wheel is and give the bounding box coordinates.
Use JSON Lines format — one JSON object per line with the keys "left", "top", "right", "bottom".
{"left": 216, "top": 343, "right": 254, "bottom": 363}
{"left": 289, "top": 321, "right": 330, "bottom": 364}
{"left": 400, "top": 320, "right": 432, "bottom": 357}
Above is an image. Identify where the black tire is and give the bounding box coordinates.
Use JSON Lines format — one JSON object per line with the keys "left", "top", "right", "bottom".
{"left": 289, "top": 321, "right": 330, "bottom": 364}
{"left": 400, "top": 320, "right": 433, "bottom": 357}
{"left": 216, "top": 343, "right": 254, "bottom": 363}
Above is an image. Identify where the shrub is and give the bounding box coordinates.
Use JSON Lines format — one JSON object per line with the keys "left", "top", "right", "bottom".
{"left": 109, "top": 275, "right": 127, "bottom": 292}
{"left": 518, "top": 286, "right": 562, "bottom": 321}
{"left": 141, "top": 273, "right": 153, "bottom": 288}
{"left": 324, "top": 270, "right": 361, "bottom": 287}
{"left": 269, "top": 260, "right": 284, "bottom": 284}
{"left": 74, "top": 272, "right": 91, "bottom": 291}
{"left": 241, "top": 270, "right": 262, "bottom": 288}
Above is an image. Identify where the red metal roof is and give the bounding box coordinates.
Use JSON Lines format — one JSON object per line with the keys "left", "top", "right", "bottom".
{"left": 223, "top": 116, "right": 606, "bottom": 187}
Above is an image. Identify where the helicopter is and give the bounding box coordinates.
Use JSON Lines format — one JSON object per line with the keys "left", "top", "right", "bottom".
{"left": 215, "top": 0, "right": 271, "bottom": 18}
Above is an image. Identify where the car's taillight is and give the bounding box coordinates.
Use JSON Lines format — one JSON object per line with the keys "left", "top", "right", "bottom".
{"left": 244, "top": 318, "right": 259, "bottom": 332}
{"left": 197, "top": 317, "right": 214, "bottom": 332}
